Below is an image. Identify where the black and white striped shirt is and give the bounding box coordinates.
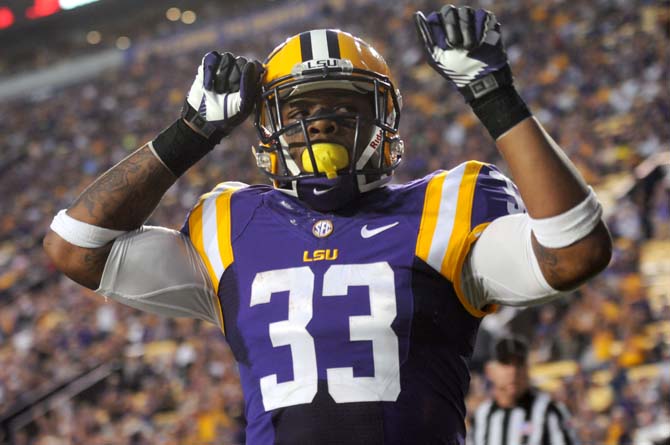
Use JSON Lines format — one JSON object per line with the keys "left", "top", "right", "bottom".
{"left": 469, "top": 390, "right": 576, "bottom": 445}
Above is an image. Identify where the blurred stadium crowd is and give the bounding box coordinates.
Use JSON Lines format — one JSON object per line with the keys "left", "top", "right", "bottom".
{"left": 0, "top": 0, "right": 668, "bottom": 443}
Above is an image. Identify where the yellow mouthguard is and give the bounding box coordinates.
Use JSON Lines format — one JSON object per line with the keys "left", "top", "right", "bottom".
{"left": 301, "top": 143, "right": 350, "bottom": 179}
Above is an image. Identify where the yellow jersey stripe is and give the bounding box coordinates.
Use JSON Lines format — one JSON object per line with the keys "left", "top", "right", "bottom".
{"left": 440, "top": 161, "right": 484, "bottom": 280}
{"left": 415, "top": 162, "right": 497, "bottom": 318}
{"left": 452, "top": 222, "right": 498, "bottom": 318}
{"left": 201, "top": 197, "right": 225, "bottom": 287}
{"left": 211, "top": 190, "right": 237, "bottom": 333}
{"left": 188, "top": 182, "right": 246, "bottom": 334}
{"left": 199, "top": 184, "right": 245, "bottom": 288}
{"left": 415, "top": 171, "right": 447, "bottom": 260}
{"left": 188, "top": 183, "right": 246, "bottom": 285}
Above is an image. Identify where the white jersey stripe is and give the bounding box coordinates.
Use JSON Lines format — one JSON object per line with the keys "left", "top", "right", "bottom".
{"left": 508, "top": 408, "right": 525, "bottom": 445}
{"left": 474, "top": 400, "right": 493, "bottom": 445}
{"left": 528, "top": 393, "right": 550, "bottom": 445}
{"left": 472, "top": 393, "right": 576, "bottom": 445}
{"left": 202, "top": 196, "right": 225, "bottom": 282}
{"left": 488, "top": 410, "right": 504, "bottom": 445}
{"left": 310, "top": 29, "right": 330, "bottom": 59}
{"left": 547, "top": 412, "right": 567, "bottom": 445}
{"left": 426, "top": 162, "right": 467, "bottom": 271}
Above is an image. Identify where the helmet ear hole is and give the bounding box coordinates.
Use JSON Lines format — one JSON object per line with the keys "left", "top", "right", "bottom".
{"left": 252, "top": 144, "right": 281, "bottom": 176}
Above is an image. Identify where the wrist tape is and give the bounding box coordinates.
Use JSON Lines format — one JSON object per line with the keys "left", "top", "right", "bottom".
{"left": 529, "top": 187, "right": 603, "bottom": 248}
{"left": 470, "top": 85, "right": 531, "bottom": 141}
{"left": 151, "top": 118, "right": 215, "bottom": 177}
{"left": 458, "top": 65, "right": 515, "bottom": 102}
{"left": 50, "top": 209, "right": 127, "bottom": 248}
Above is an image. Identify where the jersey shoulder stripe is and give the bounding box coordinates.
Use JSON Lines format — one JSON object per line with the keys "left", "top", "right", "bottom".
{"left": 415, "top": 161, "right": 523, "bottom": 317}
{"left": 184, "top": 181, "right": 248, "bottom": 293}
{"left": 415, "top": 161, "right": 483, "bottom": 278}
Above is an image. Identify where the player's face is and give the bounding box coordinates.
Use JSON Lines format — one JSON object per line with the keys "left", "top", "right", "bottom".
{"left": 279, "top": 90, "right": 376, "bottom": 173}
{"left": 488, "top": 362, "right": 529, "bottom": 408}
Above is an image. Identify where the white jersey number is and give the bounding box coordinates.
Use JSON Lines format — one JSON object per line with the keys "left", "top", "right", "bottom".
{"left": 489, "top": 168, "right": 525, "bottom": 214}
{"left": 250, "top": 262, "right": 400, "bottom": 411}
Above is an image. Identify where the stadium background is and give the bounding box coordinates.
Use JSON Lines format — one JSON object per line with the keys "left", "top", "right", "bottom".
{"left": 0, "top": 0, "right": 668, "bottom": 443}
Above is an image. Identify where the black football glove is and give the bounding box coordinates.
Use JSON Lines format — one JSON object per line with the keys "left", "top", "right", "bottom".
{"left": 415, "top": 5, "right": 513, "bottom": 102}
{"left": 182, "top": 51, "right": 263, "bottom": 144}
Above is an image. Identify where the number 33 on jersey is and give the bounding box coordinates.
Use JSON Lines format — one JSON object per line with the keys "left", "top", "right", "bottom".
{"left": 181, "top": 161, "right": 524, "bottom": 444}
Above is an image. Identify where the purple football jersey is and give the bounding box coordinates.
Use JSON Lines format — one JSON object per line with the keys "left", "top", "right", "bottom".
{"left": 182, "top": 161, "right": 524, "bottom": 444}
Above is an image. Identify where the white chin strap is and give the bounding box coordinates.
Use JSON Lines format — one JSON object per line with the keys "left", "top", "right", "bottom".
{"left": 279, "top": 134, "right": 302, "bottom": 176}
{"left": 356, "top": 126, "right": 383, "bottom": 170}
{"left": 356, "top": 126, "right": 391, "bottom": 193}
{"left": 274, "top": 134, "right": 301, "bottom": 197}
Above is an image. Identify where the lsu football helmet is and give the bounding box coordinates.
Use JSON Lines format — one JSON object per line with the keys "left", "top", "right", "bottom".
{"left": 254, "top": 29, "right": 403, "bottom": 211}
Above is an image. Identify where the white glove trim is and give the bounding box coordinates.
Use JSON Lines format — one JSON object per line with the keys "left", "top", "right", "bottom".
{"left": 186, "top": 62, "right": 243, "bottom": 123}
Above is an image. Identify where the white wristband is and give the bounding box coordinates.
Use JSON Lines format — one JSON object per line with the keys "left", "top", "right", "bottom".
{"left": 50, "top": 209, "right": 127, "bottom": 248}
{"left": 529, "top": 187, "right": 603, "bottom": 248}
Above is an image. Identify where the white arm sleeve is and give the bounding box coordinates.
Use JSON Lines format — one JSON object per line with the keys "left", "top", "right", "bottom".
{"left": 96, "top": 226, "right": 221, "bottom": 326}
{"left": 460, "top": 213, "right": 565, "bottom": 309}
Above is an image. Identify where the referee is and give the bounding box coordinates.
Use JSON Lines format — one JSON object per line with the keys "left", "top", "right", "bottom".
{"left": 469, "top": 336, "right": 577, "bottom": 445}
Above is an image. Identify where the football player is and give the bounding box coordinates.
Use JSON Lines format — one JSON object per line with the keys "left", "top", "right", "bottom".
{"left": 44, "top": 6, "right": 611, "bottom": 444}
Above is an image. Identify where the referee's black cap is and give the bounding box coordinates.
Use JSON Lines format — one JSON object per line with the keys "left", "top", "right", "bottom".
{"left": 493, "top": 335, "right": 529, "bottom": 365}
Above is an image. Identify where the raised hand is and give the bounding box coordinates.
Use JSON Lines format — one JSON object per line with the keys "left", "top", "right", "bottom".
{"left": 182, "top": 51, "right": 263, "bottom": 143}
{"left": 414, "top": 5, "right": 513, "bottom": 102}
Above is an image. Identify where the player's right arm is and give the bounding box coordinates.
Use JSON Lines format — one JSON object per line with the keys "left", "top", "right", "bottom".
{"left": 43, "top": 52, "right": 262, "bottom": 290}
{"left": 43, "top": 145, "right": 177, "bottom": 289}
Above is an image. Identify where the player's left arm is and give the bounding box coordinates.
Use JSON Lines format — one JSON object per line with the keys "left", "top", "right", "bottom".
{"left": 495, "top": 117, "right": 611, "bottom": 291}
{"left": 415, "top": 5, "right": 611, "bottom": 291}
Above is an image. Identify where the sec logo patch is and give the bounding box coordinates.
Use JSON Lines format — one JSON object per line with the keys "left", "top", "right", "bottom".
{"left": 312, "top": 219, "right": 334, "bottom": 238}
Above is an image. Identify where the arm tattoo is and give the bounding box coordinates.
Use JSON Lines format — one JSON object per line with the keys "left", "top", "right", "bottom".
{"left": 532, "top": 240, "right": 558, "bottom": 267}
{"left": 43, "top": 234, "right": 114, "bottom": 290}
{"left": 532, "top": 240, "right": 562, "bottom": 285}
{"left": 83, "top": 249, "right": 109, "bottom": 270}
{"left": 71, "top": 146, "right": 176, "bottom": 230}
{"left": 80, "top": 246, "right": 113, "bottom": 289}
{"left": 48, "top": 146, "right": 177, "bottom": 289}
{"left": 532, "top": 223, "right": 612, "bottom": 291}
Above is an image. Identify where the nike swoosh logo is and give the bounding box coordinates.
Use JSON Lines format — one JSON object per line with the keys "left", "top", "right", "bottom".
{"left": 313, "top": 186, "right": 337, "bottom": 196}
{"left": 360, "top": 222, "right": 399, "bottom": 238}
